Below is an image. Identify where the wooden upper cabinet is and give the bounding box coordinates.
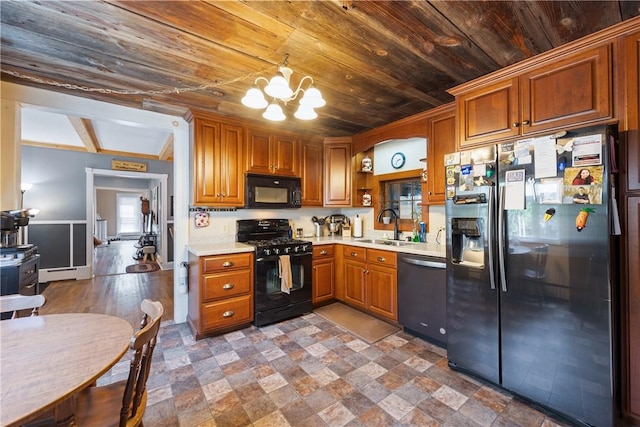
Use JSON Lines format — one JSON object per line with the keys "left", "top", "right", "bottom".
{"left": 301, "top": 139, "right": 323, "bottom": 206}
{"left": 323, "top": 138, "right": 352, "bottom": 206}
{"left": 454, "top": 44, "right": 612, "bottom": 148}
{"left": 246, "top": 128, "right": 299, "bottom": 177}
{"left": 624, "top": 30, "right": 640, "bottom": 193}
{"left": 193, "top": 113, "right": 244, "bottom": 206}
{"left": 456, "top": 77, "right": 520, "bottom": 147}
{"left": 521, "top": 45, "right": 611, "bottom": 133}
{"left": 425, "top": 103, "right": 456, "bottom": 204}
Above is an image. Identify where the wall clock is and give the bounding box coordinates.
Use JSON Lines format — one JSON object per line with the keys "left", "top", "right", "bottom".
{"left": 391, "top": 152, "right": 406, "bottom": 169}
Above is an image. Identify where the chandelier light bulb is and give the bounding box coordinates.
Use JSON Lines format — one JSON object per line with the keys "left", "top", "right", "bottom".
{"left": 262, "top": 102, "right": 286, "bottom": 121}
{"left": 294, "top": 105, "right": 318, "bottom": 120}
{"left": 241, "top": 86, "right": 268, "bottom": 109}
{"left": 299, "top": 86, "right": 326, "bottom": 108}
{"left": 21, "top": 182, "right": 33, "bottom": 192}
{"left": 264, "top": 72, "right": 293, "bottom": 99}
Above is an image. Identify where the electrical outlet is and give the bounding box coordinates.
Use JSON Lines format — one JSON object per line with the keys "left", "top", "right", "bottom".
{"left": 222, "top": 224, "right": 229, "bottom": 233}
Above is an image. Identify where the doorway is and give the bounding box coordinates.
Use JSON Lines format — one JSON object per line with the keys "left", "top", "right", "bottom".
{"left": 86, "top": 168, "right": 168, "bottom": 278}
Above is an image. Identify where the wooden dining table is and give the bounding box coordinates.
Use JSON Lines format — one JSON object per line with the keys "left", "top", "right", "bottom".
{"left": 0, "top": 313, "right": 133, "bottom": 426}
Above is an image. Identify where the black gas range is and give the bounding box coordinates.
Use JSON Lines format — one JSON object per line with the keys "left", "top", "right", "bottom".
{"left": 237, "top": 219, "right": 313, "bottom": 327}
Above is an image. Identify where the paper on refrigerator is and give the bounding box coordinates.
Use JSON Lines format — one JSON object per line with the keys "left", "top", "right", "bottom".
{"left": 504, "top": 169, "right": 526, "bottom": 210}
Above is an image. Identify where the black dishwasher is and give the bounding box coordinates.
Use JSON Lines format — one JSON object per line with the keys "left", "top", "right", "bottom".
{"left": 398, "top": 254, "right": 447, "bottom": 348}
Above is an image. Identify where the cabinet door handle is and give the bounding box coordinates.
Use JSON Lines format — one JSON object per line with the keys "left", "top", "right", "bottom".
{"left": 512, "top": 122, "right": 520, "bottom": 128}
{"left": 522, "top": 120, "right": 530, "bottom": 125}
{"left": 350, "top": 252, "right": 358, "bottom": 257}
{"left": 222, "top": 283, "right": 235, "bottom": 290}
{"left": 222, "top": 261, "right": 235, "bottom": 267}
{"left": 222, "top": 310, "right": 235, "bottom": 318}
{"left": 377, "top": 256, "right": 386, "bottom": 263}
{"left": 320, "top": 250, "right": 328, "bottom": 255}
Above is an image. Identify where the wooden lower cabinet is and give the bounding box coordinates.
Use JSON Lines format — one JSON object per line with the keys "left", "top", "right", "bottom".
{"left": 312, "top": 245, "right": 335, "bottom": 305}
{"left": 187, "top": 252, "right": 254, "bottom": 339}
{"left": 341, "top": 245, "right": 397, "bottom": 322}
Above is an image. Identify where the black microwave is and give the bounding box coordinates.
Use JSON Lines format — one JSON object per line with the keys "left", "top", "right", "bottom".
{"left": 245, "top": 174, "right": 302, "bottom": 209}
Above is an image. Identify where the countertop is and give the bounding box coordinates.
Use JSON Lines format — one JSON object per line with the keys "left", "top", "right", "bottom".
{"left": 186, "top": 236, "right": 446, "bottom": 258}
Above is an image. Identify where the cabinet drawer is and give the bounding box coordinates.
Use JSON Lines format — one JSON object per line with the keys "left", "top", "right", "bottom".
{"left": 202, "top": 253, "right": 252, "bottom": 273}
{"left": 202, "top": 295, "right": 253, "bottom": 330}
{"left": 313, "top": 245, "right": 334, "bottom": 258}
{"left": 367, "top": 249, "right": 397, "bottom": 268}
{"left": 203, "top": 270, "right": 252, "bottom": 301}
{"left": 343, "top": 245, "right": 366, "bottom": 262}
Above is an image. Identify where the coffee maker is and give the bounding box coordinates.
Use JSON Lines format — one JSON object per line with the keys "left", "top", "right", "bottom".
{"left": 1, "top": 210, "right": 31, "bottom": 248}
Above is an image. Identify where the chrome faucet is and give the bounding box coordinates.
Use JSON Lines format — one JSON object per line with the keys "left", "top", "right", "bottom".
{"left": 377, "top": 208, "right": 400, "bottom": 240}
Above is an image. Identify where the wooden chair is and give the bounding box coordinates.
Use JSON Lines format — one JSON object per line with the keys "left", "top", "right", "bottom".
{"left": 0, "top": 294, "right": 46, "bottom": 319}
{"left": 73, "top": 299, "right": 164, "bottom": 427}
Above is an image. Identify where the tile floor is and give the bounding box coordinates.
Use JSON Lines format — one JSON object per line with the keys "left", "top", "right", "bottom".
{"left": 102, "top": 313, "right": 574, "bottom": 427}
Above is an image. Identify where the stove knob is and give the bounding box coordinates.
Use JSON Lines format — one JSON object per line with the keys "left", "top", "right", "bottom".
{"left": 263, "top": 249, "right": 271, "bottom": 256}
{"left": 294, "top": 246, "right": 300, "bottom": 253}
{"left": 284, "top": 247, "right": 291, "bottom": 254}
{"left": 273, "top": 248, "right": 280, "bottom": 255}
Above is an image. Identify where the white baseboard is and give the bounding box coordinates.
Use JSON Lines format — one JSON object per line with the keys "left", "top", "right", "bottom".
{"left": 39, "top": 266, "right": 91, "bottom": 282}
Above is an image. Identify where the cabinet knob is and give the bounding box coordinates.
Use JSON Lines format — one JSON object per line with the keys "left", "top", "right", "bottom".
{"left": 222, "top": 261, "right": 235, "bottom": 267}
{"left": 522, "top": 120, "right": 530, "bottom": 125}
{"left": 222, "top": 193, "right": 227, "bottom": 197}
{"left": 377, "top": 256, "right": 386, "bottom": 263}
{"left": 222, "top": 283, "right": 235, "bottom": 290}
{"left": 222, "top": 310, "right": 235, "bottom": 318}
{"left": 350, "top": 252, "right": 358, "bottom": 257}
{"left": 320, "top": 250, "right": 328, "bottom": 255}
{"left": 512, "top": 122, "right": 520, "bottom": 128}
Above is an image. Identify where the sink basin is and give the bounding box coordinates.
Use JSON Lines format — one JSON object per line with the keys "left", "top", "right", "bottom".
{"left": 354, "top": 239, "right": 416, "bottom": 247}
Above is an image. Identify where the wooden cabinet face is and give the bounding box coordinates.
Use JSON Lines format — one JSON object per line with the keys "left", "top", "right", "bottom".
{"left": 301, "top": 140, "right": 323, "bottom": 206}
{"left": 343, "top": 260, "right": 366, "bottom": 309}
{"left": 367, "top": 265, "right": 397, "bottom": 320}
{"left": 246, "top": 129, "right": 273, "bottom": 175}
{"left": 625, "top": 31, "right": 640, "bottom": 192}
{"left": 426, "top": 106, "right": 456, "bottom": 204}
{"left": 457, "top": 77, "right": 519, "bottom": 147}
{"left": 273, "top": 135, "right": 298, "bottom": 176}
{"left": 220, "top": 124, "right": 245, "bottom": 205}
{"left": 194, "top": 118, "right": 221, "bottom": 204}
{"left": 324, "top": 141, "right": 352, "bottom": 206}
{"left": 313, "top": 259, "right": 335, "bottom": 303}
{"left": 627, "top": 196, "right": 640, "bottom": 419}
{"left": 521, "top": 45, "right": 611, "bottom": 133}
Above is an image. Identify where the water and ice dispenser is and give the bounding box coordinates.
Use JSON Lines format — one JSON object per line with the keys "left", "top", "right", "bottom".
{"left": 450, "top": 218, "right": 485, "bottom": 266}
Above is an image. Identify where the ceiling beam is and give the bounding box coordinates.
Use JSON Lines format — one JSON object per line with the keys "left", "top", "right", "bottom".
{"left": 67, "top": 116, "right": 99, "bottom": 153}
{"left": 159, "top": 133, "right": 174, "bottom": 161}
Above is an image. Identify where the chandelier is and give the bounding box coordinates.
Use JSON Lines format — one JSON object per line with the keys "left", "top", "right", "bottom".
{"left": 241, "top": 54, "right": 325, "bottom": 121}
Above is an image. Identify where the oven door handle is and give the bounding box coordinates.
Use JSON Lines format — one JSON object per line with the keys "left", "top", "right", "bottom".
{"left": 256, "top": 253, "right": 311, "bottom": 262}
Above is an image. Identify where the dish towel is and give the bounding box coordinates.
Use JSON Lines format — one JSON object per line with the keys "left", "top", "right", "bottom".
{"left": 279, "top": 255, "right": 292, "bottom": 294}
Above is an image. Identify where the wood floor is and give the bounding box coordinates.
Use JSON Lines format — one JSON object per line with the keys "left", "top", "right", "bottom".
{"left": 40, "top": 240, "right": 173, "bottom": 327}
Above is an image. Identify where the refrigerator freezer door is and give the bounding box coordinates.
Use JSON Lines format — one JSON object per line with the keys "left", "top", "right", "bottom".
{"left": 446, "top": 184, "right": 499, "bottom": 384}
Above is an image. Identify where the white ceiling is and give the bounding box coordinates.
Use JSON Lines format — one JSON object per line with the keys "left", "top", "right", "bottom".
{"left": 20, "top": 107, "right": 173, "bottom": 160}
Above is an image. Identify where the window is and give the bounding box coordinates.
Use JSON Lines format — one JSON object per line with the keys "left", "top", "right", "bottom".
{"left": 380, "top": 178, "right": 422, "bottom": 223}
{"left": 116, "top": 193, "right": 142, "bottom": 236}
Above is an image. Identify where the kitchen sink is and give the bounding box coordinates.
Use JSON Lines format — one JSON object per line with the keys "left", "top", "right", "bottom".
{"left": 354, "top": 239, "right": 416, "bottom": 247}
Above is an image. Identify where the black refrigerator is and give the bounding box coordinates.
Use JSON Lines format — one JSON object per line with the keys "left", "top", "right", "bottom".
{"left": 444, "top": 125, "right": 618, "bottom": 427}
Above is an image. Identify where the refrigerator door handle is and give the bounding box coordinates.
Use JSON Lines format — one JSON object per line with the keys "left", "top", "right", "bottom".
{"left": 487, "top": 185, "right": 496, "bottom": 290}
{"left": 498, "top": 186, "right": 507, "bottom": 292}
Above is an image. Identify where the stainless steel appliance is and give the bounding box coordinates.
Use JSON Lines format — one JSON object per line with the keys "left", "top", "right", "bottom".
{"left": 397, "top": 254, "right": 447, "bottom": 347}
{"left": 237, "top": 219, "right": 312, "bottom": 326}
{"left": 245, "top": 174, "right": 302, "bottom": 209}
{"left": 445, "top": 124, "right": 618, "bottom": 427}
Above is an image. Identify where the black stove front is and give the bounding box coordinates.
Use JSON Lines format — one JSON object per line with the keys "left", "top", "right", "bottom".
{"left": 237, "top": 219, "right": 312, "bottom": 327}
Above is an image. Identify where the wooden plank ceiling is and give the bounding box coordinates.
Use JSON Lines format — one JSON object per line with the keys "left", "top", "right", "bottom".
{"left": 2, "top": 0, "right": 639, "bottom": 143}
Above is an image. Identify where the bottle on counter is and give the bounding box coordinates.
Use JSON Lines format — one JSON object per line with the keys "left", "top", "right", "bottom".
{"left": 419, "top": 221, "right": 427, "bottom": 243}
